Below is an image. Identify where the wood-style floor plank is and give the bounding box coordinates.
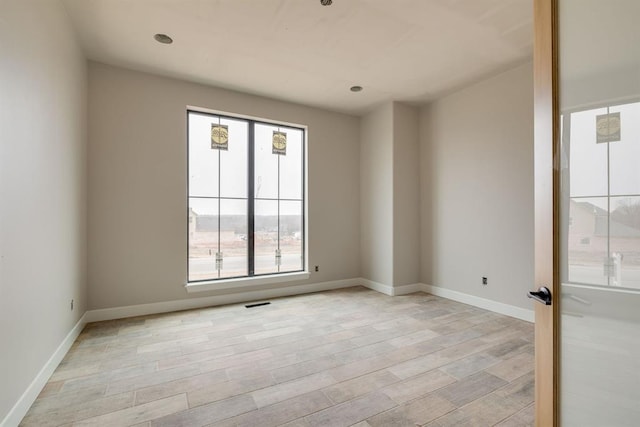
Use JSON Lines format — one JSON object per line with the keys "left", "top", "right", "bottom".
{"left": 21, "top": 287, "right": 534, "bottom": 426}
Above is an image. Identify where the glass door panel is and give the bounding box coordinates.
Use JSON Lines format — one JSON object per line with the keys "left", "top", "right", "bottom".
{"left": 566, "top": 108, "right": 608, "bottom": 198}
{"left": 610, "top": 196, "right": 640, "bottom": 289}
{"left": 566, "top": 197, "right": 609, "bottom": 287}
{"left": 559, "top": 0, "right": 640, "bottom": 424}
{"left": 609, "top": 103, "right": 640, "bottom": 195}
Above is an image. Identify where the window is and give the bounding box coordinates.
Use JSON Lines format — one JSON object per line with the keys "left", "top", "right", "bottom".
{"left": 563, "top": 101, "right": 640, "bottom": 289}
{"left": 187, "top": 110, "right": 306, "bottom": 283}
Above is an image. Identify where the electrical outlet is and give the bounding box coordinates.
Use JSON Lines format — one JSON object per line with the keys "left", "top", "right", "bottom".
{"left": 315, "top": 265, "right": 319, "bottom": 272}
{"left": 482, "top": 277, "right": 488, "bottom": 285}
{"left": 70, "top": 299, "right": 74, "bottom": 310}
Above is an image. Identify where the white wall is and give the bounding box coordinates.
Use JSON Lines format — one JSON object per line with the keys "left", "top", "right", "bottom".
{"left": 360, "top": 103, "right": 394, "bottom": 286}
{"left": 419, "top": 62, "right": 534, "bottom": 310}
{"left": 0, "top": 0, "right": 87, "bottom": 422}
{"left": 360, "top": 102, "right": 420, "bottom": 289}
{"left": 393, "top": 103, "right": 420, "bottom": 286}
{"left": 87, "top": 63, "right": 360, "bottom": 310}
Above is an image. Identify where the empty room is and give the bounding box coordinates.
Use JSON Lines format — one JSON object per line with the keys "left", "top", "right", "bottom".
{"left": 1, "top": 0, "right": 638, "bottom": 426}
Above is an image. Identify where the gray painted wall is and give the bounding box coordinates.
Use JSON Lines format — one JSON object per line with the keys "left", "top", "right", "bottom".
{"left": 419, "top": 61, "right": 534, "bottom": 310}
{"left": 360, "top": 103, "right": 394, "bottom": 286}
{"left": 87, "top": 63, "right": 361, "bottom": 309}
{"left": 0, "top": 0, "right": 88, "bottom": 421}
{"left": 360, "top": 102, "right": 420, "bottom": 288}
{"left": 393, "top": 103, "right": 420, "bottom": 286}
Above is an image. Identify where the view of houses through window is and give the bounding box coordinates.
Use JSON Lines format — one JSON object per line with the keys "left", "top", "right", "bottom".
{"left": 564, "top": 101, "right": 640, "bottom": 289}
{"left": 188, "top": 110, "right": 305, "bottom": 282}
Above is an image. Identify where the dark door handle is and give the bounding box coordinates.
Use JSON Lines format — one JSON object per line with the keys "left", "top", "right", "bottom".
{"left": 528, "top": 286, "right": 552, "bottom": 305}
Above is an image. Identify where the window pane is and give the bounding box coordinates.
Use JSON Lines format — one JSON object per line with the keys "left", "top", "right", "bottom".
{"left": 279, "top": 128, "right": 303, "bottom": 200}
{"left": 188, "top": 198, "right": 218, "bottom": 281}
{"left": 219, "top": 199, "right": 248, "bottom": 278}
{"left": 569, "top": 108, "right": 609, "bottom": 197}
{"left": 567, "top": 197, "right": 609, "bottom": 286}
{"left": 609, "top": 103, "right": 640, "bottom": 195}
{"left": 255, "top": 123, "right": 278, "bottom": 199}
{"left": 279, "top": 201, "right": 303, "bottom": 272}
{"left": 610, "top": 196, "right": 640, "bottom": 289}
{"left": 188, "top": 112, "right": 219, "bottom": 197}
{"left": 219, "top": 118, "right": 248, "bottom": 198}
{"left": 254, "top": 199, "right": 278, "bottom": 275}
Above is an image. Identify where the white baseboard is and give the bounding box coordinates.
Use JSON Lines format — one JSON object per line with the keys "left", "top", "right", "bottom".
{"left": 84, "top": 280, "right": 533, "bottom": 324}
{"left": 1, "top": 313, "right": 87, "bottom": 427}
{"left": 420, "top": 283, "right": 534, "bottom": 322}
{"left": 393, "top": 283, "right": 423, "bottom": 296}
{"left": 85, "top": 278, "right": 361, "bottom": 323}
{"left": 360, "top": 278, "right": 394, "bottom": 296}
{"left": 359, "top": 280, "right": 532, "bottom": 321}
{"left": 360, "top": 279, "right": 423, "bottom": 296}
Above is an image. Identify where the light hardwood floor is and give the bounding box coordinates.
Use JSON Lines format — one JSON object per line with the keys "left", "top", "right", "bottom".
{"left": 21, "top": 287, "right": 534, "bottom": 426}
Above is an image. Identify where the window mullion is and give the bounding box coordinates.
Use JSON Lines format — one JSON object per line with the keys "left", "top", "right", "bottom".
{"left": 217, "top": 122, "right": 221, "bottom": 279}
{"left": 248, "top": 121, "right": 255, "bottom": 276}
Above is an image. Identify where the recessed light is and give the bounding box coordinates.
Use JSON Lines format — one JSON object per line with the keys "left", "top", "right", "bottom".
{"left": 350, "top": 86, "right": 363, "bottom": 92}
{"left": 154, "top": 34, "right": 173, "bottom": 44}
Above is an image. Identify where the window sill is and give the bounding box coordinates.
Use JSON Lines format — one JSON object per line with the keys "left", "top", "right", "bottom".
{"left": 185, "top": 271, "right": 310, "bottom": 294}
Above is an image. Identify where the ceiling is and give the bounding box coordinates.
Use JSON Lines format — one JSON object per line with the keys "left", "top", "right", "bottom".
{"left": 62, "top": 0, "right": 533, "bottom": 115}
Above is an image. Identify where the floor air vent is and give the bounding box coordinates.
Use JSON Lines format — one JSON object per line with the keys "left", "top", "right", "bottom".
{"left": 245, "top": 302, "right": 271, "bottom": 308}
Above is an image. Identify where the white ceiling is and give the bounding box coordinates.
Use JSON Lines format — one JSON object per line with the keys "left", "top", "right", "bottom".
{"left": 62, "top": 0, "right": 533, "bottom": 115}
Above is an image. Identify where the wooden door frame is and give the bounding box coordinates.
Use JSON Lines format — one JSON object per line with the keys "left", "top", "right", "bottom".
{"left": 533, "top": 0, "right": 559, "bottom": 425}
